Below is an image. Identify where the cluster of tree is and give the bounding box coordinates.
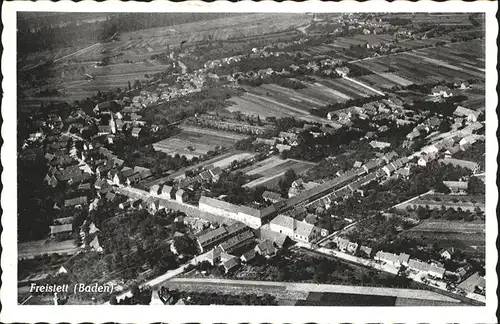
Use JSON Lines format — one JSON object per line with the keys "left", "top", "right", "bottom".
{"left": 410, "top": 204, "right": 484, "bottom": 222}
{"left": 262, "top": 250, "right": 412, "bottom": 288}
{"left": 18, "top": 253, "right": 69, "bottom": 280}
{"left": 326, "top": 161, "right": 473, "bottom": 221}
{"left": 282, "top": 127, "right": 365, "bottom": 162}
{"left": 214, "top": 55, "right": 299, "bottom": 75}
{"left": 143, "top": 86, "right": 241, "bottom": 125}
{"left": 310, "top": 95, "right": 386, "bottom": 118}
{"left": 18, "top": 13, "right": 235, "bottom": 55}
{"left": 99, "top": 209, "right": 180, "bottom": 280}
{"left": 407, "top": 96, "right": 467, "bottom": 117}
{"left": 344, "top": 213, "right": 415, "bottom": 247}
{"left": 454, "top": 141, "right": 486, "bottom": 173}
{"left": 18, "top": 157, "right": 58, "bottom": 242}
{"left": 277, "top": 169, "right": 298, "bottom": 197}
{"left": 172, "top": 235, "right": 198, "bottom": 257}
{"left": 204, "top": 171, "right": 263, "bottom": 206}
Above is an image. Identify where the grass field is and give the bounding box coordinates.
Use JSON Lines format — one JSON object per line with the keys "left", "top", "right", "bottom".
{"left": 152, "top": 126, "right": 248, "bottom": 159}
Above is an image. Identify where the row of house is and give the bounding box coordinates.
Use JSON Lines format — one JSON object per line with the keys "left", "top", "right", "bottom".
{"left": 196, "top": 222, "right": 251, "bottom": 253}
{"left": 331, "top": 236, "right": 372, "bottom": 257}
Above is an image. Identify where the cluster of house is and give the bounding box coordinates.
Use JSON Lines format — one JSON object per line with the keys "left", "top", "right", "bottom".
{"left": 288, "top": 178, "right": 321, "bottom": 198}
{"left": 374, "top": 250, "right": 446, "bottom": 279}
{"left": 331, "top": 236, "right": 372, "bottom": 257}
{"left": 186, "top": 113, "right": 274, "bottom": 135}
{"left": 327, "top": 96, "right": 413, "bottom": 127}
{"left": 154, "top": 165, "right": 223, "bottom": 198}
{"left": 303, "top": 153, "right": 411, "bottom": 212}
{"left": 194, "top": 222, "right": 280, "bottom": 274}
{"left": 409, "top": 108, "right": 484, "bottom": 171}
{"left": 93, "top": 99, "right": 146, "bottom": 140}
{"left": 430, "top": 82, "right": 472, "bottom": 98}
{"left": 79, "top": 219, "right": 103, "bottom": 253}
{"left": 253, "top": 131, "right": 301, "bottom": 153}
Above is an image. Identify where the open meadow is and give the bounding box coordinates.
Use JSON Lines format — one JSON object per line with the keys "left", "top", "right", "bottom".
{"left": 152, "top": 126, "right": 248, "bottom": 160}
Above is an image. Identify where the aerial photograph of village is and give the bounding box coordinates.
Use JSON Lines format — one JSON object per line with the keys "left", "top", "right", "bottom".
{"left": 17, "top": 12, "right": 487, "bottom": 306}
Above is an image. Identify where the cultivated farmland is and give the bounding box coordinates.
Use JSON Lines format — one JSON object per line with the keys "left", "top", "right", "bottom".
{"left": 350, "top": 40, "right": 484, "bottom": 88}
{"left": 240, "top": 156, "right": 316, "bottom": 189}
{"left": 152, "top": 126, "right": 248, "bottom": 160}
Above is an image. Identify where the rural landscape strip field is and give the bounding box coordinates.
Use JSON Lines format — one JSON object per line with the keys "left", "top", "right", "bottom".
{"left": 168, "top": 278, "right": 461, "bottom": 302}
{"left": 153, "top": 126, "right": 247, "bottom": 158}
{"left": 242, "top": 158, "right": 316, "bottom": 188}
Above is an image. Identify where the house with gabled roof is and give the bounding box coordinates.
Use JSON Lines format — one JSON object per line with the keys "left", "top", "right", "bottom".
{"left": 453, "top": 106, "right": 480, "bottom": 122}
{"left": 150, "top": 184, "right": 160, "bottom": 195}
{"left": 254, "top": 239, "right": 277, "bottom": 258}
{"left": 49, "top": 224, "right": 73, "bottom": 240}
{"left": 131, "top": 127, "right": 142, "bottom": 138}
{"left": 64, "top": 196, "right": 88, "bottom": 208}
{"left": 240, "top": 249, "right": 256, "bottom": 263}
{"left": 161, "top": 185, "right": 173, "bottom": 199}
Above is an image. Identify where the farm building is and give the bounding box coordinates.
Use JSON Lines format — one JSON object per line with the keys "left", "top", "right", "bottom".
{"left": 369, "top": 140, "right": 391, "bottom": 149}
{"left": 196, "top": 222, "right": 248, "bottom": 253}
{"left": 262, "top": 191, "right": 283, "bottom": 203}
{"left": 453, "top": 106, "right": 481, "bottom": 122}
{"left": 442, "top": 181, "right": 468, "bottom": 194}
{"left": 64, "top": 196, "right": 88, "bottom": 208}
{"left": 269, "top": 214, "right": 321, "bottom": 243}
{"left": 49, "top": 224, "right": 73, "bottom": 240}
{"left": 458, "top": 272, "right": 485, "bottom": 294}
{"left": 374, "top": 251, "right": 410, "bottom": 267}
{"left": 198, "top": 196, "right": 276, "bottom": 228}
{"left": 131, "top": 128, "right": 142, "bottom": 138}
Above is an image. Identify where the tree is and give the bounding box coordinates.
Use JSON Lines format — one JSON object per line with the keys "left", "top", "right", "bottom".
{"left": 172, "top": 235, "right": 198, "bottom": 256}
{"left": 467, "top": 177, "right": 485, "bottom": 195}
{"left": 130, "top": 284, "right": 140, "bottom": 298}
{"left": 109, "top": 296, "right": 118, "bottom": 305}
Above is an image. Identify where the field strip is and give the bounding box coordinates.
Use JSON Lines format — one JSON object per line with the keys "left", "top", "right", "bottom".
{"left": 238, "top": 95, "right": 298, "bottom": 116}
{"left": 313, "top": 82, "right": 352, "bottom": 101}
{"left": 170, "top": 278, "right": 460, "bottom": 302}
{"left": 245, "top": 93, "right": 311, "bottom": 115}
{"left": 459, "top": 62, "right": 485, "bottom": 72}
{"left": 263, "top": 84, "right": 328, "bottom": 106}
{"left": 53, "top": 42, "right": 102, "bottom": 63}
{"left": 404, "top": 52, "right": 466, "bottom": 72}
{"left": 243, "top": 170, "right": 287, "bottom": 188}
{"left": 376, "top": 72, "right": 414, "bottom": 86}
{"left": 245, "top": 158, "right": 287, "bottom": 176}
{"left": 180, "top": 126, "right": 247, "bottom": 140}
{"left": 343, "top": 76, "right": 385, "bottom": 96}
